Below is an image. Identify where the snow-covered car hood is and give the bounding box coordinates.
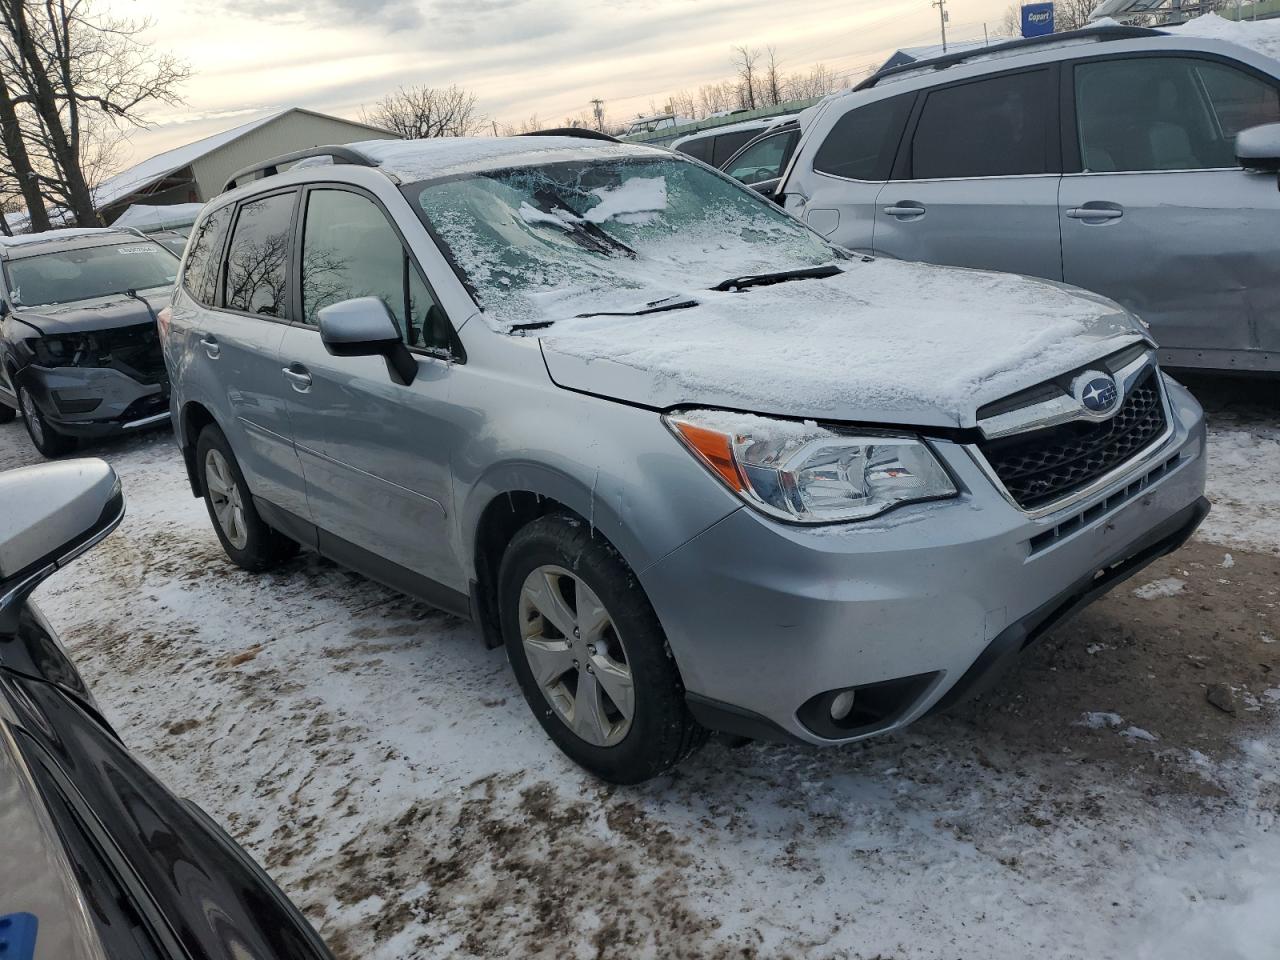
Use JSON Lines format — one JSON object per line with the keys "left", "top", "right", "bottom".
{"left": 537, "top": 258, "right": 1146, "bottom": 429}
{"left": 12, "top": 286, "right": 172, "bottom": 337}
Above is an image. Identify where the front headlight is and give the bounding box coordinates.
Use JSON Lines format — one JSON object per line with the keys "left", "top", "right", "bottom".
{"left": 664, "top": 409, "right": 957, "bottom": 524}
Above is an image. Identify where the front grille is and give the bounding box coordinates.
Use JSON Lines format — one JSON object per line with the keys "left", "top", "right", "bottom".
{"left": 978, "top": 368, "right": 1167, "bottom": 510}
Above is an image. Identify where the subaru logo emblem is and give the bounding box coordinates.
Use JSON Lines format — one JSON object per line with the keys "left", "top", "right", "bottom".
{"left": 1072, "top": 371, "right": 1120, "bottom": 417}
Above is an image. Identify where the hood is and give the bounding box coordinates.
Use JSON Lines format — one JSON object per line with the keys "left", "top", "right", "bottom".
{"left": 537, "top": 258, "right": 1146, "bottom": 429}
{"left": 14, "top": 287, "right": 172, "bottom": 337}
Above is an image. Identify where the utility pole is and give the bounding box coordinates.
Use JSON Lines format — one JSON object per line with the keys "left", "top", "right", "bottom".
{"left": 933, "top": 0, "right": 949, "bottom": 51}
{"left": 590, "top": 98, "right": 605, "bottom": 132}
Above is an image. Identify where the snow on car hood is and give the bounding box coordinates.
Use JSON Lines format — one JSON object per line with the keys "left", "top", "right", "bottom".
{"left": 537, "top": 258, "right": 1145, "bottom": 428}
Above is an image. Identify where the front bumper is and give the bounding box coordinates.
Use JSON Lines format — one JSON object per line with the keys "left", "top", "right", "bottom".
{"left": 641, "top": 375, "right": 1208, "bottom": 745}
{"left": 16, "top": 363, "right": 170, "bottom": 438}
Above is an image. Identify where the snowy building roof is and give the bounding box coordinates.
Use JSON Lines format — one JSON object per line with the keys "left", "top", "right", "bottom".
{"left": 90, "top": 111, "right": 287, "bottom": 212}
{"left": 881, "top": 36, "right": 1015, "bottom": 70}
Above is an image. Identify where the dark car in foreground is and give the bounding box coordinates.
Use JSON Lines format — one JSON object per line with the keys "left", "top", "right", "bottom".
{"left": 0, "top": 458, "right": 333, "bottom": 960}
{"left": 0, "top": 229, "right": 178, "bottom": 457}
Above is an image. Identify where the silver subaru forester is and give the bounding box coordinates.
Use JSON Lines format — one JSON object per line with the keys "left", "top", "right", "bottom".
{"left": 164, "top": 135, "right": 1208, "bottom": 783}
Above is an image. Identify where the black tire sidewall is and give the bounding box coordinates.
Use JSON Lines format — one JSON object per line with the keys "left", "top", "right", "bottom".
{"left": 499, "top": 514, "right": 703, "bottom": 784}
{"left": 18, "top": 387, "right": 74, "bottom": 457}
{"left": 195, "top": 424, "right": 295, "bottom": 571}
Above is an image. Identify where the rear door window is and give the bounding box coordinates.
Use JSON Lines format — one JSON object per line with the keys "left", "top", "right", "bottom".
{"left": 910, "top": 70, "right": 1051, "bottom": 179}
{"left": 675, "top": 137, "right": 712, "bottom": 162}
{"left": 813, "top": 94, "right": 914, "bottom": 181}
{"left": 711, "top": 129, "right": 759, "bottom": 166}
{"left": 223, "top": 192, "right": 296, "bottom": 318}
{"left": 182, "top": 205, "right": 231, "bottom": 306}
{"left": 1074, "top": 56, "right": 1280, "bottom": 172}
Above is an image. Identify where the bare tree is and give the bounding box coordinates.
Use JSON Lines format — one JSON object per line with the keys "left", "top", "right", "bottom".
{"left": 0, "top": 0, "right": 189, "bottom": 227}
{"left": 0, "top": 61, "right": 46, "bottom": 229}
{"left": 731, "top": 44, "right": 760, "bottom": 111}
{"left": 763, "top": 46, "right": 783, "bottom": 107}
{"left": 361, "top": 84, "right": 484, "bottom": 139}
{"left": 1000, "top": 4, "right": 1021, "bottom": 37}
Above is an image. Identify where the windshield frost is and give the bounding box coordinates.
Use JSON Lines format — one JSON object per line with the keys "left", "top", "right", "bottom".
{"left": 412, "top": 157, "right": 836, "bottom": 328}
{"left": 6, "top": 242, "right": 178, "bottom": 308}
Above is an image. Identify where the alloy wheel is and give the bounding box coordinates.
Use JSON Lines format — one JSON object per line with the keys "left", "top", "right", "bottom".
{"left": 518, "top": 564, "right": 635, "bottom": 747}
{"left": 204, "top": 448, "right": 249, "bottom": 550}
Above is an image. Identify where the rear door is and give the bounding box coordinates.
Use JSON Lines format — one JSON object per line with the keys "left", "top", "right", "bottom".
{"left": 170, "top": 193, "right": 310, "bottom": 519}
{"left": 874, "top": 67, "right": 1064, "bottom": 279}
{"left": 278, "top": 186, "right": 463, "bottom": 597}
{"left": 1059, "top": 53, "right": 1280, "bottom": 368}
{"left": 786, "top": 92, "right": 915, "bottom": 248}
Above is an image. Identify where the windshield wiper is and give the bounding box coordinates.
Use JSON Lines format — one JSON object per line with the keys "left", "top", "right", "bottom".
{"left": 711, "top": 264, "right": 842, "bottom": 292}
{"left": 529, "top": 189, "right": 636, "bottom": 258}
{"left": 510, "top": 297, "right": 699, "bottom": 332}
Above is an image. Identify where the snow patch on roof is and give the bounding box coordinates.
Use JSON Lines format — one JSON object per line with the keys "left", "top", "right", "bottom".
{"left": 1165, "top": 12, "right": 1280, "bottom": 62}
{"left": 333, "top": 137, "right": 660, "bottom": 182}
{"left": 0, "top": 227, "right": 118, "bottom": 249}
{"left": 111, "top": 202, "right": 206, "bottom": 231}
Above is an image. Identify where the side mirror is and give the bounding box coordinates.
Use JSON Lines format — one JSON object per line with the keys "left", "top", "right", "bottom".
{"left": 317, "top": 296, "right": 417, "bottom": 386}
{"left": 0, "top": 459, "right": 124, "bottom": 623}
{"left": 1237, "top": 122, "right": 1280, "bottom": 184}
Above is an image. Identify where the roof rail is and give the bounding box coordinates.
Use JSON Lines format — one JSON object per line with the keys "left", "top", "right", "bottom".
{"left": 221, "top": 144, "right": 379, "bottom": 193}
{"left": 519, "top": 128, "right": 621, "bottom": 143}
{"left": 855, "top": 25, "right": 1164, "bottom": 90}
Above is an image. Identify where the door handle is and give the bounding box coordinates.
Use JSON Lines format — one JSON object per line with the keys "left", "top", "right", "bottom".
{"left": 884, "top": 202, "right": 926, "bottom": 219}
{"left": 282, "top": 365, "right": 312, "bottom": 392}
{"left": 1066, "top": 205, "right": 1124, "bottom": 222}
{"left": 199, "top": 336, "right": 220, "bottom": 359}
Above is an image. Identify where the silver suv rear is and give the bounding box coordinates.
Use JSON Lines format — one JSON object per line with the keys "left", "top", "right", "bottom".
{"left": 164, "top": 135, "right": 1208, "bottom": 783}
{"left": 779, "top": 26, "right": 1280, "bottom": 373}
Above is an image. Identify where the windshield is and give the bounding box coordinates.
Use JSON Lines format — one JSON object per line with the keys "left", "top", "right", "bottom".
{"left": 410, "top": 156, "right": 836, "bottom": 328}
{"left": 5, "top": 241, "right": 179, "bottom": 308}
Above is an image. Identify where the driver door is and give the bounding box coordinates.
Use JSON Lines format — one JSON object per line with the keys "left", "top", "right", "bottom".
{"left": 278, "top": 186, "right": 464, "bottom": 596}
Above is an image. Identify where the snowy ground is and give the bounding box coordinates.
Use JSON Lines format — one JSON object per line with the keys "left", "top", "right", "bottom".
{"left": 3, "top": 375, "right": 1278, "bottom": 960}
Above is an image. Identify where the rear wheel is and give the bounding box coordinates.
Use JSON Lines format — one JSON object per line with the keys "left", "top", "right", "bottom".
{"left": 196, "top": 424, "right": 297, "bottom": 571}
{"left": 18, "top": 385, "right": 75, "bottom": 458}
{"left": 499, "top": 514, "right": 706, "bottom": 783}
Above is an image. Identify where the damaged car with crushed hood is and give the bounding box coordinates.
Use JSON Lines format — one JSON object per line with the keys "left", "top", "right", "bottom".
{"left": 0, "top": 229, "right": 177, "bottom": 457}
{"left": 165, "top": 135, "right": 1209, "bottom": 784}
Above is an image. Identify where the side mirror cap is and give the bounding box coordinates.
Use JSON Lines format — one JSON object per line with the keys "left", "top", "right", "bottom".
{"left": 1236, "top": 122, "right": 1280, "bottom": 175}
{"left": 317, "top": 297, "right": 417, "bottom": 386}
{"left": 0, "top": 459, "right": 124, "bottom": 621}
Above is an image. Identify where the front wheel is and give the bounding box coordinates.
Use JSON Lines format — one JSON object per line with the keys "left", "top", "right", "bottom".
{"left": 196, "top": 424, "right": 297, "bottom": 572}
{"left": 499, "top": 514, "right": 706, "bottom": 784}
{"left": 18, "top": 385, "right": 75, "bottom": 458}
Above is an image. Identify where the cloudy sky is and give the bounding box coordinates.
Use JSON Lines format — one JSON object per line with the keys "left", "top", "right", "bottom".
{"left": 110, "top": 0, "right": 1011, "bottom": 168}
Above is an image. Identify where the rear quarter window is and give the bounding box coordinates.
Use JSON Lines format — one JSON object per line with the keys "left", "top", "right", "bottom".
{"left": 181, "top": 205, "right": 231, "bottom": 306}
{"left": 675, "top": 137, "right": 712, "bottom": 162}
{"left": 812, "top": 94, "right": 914, "bottom": 181}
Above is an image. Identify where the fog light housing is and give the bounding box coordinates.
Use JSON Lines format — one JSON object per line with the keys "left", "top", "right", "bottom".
{"left": 797, "top": 672, "right": 941, "bottom": 739}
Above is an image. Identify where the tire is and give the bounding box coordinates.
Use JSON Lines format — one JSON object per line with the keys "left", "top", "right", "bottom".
{"left": 0, "top": 402, "right": 14, "bottom": 424}
{"left": 17, "top": 385, "right": 75, "bottom": 458}
{"left": 499, "top": 514, "right": 707, "bottom": 784}
{"left": 196, "top": 423, "right": 298, "bottom": 572}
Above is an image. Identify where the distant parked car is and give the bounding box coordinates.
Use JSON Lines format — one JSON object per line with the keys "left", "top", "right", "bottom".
{"left": 779, "top": 25, "right": 1280, "bottom": 373}
{"left": 167, "top": 135, "right": 1206, "bottom": 784}
{"left": 0, "top": 458, "right": 333, "bottom": 960}
{"left": 624, "top": 113, "right": 694, "bottom": 136}
{"left": 672, "top": 117, "right": 786, "bottom": 167}
{"left": 720, "top": 119, "right": 800, "bottom": 198}
{"left": 0, "top": 229, "right": 177, "bottom": 457}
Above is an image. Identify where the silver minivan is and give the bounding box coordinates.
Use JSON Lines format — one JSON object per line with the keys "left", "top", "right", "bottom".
{"left": 780, "top": 26, "right": 1280, "bottom": 373}
{"left": 164, "top": 135, "right": 1208, "bottom": 783}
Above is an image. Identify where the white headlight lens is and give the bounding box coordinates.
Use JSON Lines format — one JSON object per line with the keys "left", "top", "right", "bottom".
{"left": 666, "top": 410, "right": 957, "bottom": 523}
